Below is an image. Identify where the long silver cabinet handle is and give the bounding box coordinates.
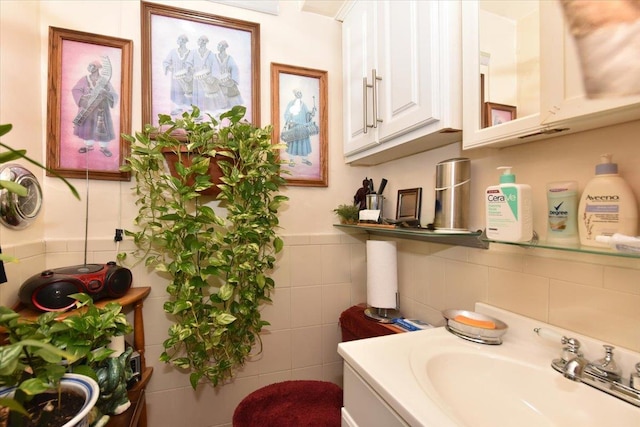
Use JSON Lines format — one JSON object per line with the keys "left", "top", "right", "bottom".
{"left": 363, "top": 76, "right": 370, "bottom": 133}
{"left": 371, "top": 69, "right": 383, "bottom": 128}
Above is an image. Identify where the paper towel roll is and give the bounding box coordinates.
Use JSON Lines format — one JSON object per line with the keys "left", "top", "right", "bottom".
{"left": 366, "top": 240, "right": 398, "bottom": 309}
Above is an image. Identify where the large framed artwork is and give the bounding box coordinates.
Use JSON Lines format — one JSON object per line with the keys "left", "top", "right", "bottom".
{"left": 141, "top": 1, "right": 260, "bottom": 127}
{"left": 270, "top": 63, "right": 328, "bottom": 187}
{"left": 46, "top": 27, "right": 133, "bottom": 181}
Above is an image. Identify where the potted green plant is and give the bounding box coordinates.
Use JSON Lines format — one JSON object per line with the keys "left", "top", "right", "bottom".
{"left": 0, "top": 124, "right": 79, "bottom": 264}
{"left": 0, "top": 293, "right": 133, "bottom": 427}
{"left": 119, "top": 105, "right": 288, "bottom": 388}
{"left": 333, "top": 203, "right": 360, "bottom": 224}
{"left": 0, "top": 124, "right": 78, "bottom": 199}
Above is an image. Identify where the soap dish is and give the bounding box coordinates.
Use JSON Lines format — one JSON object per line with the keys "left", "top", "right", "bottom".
{"left": 442, "top": 309, "right": 508, "bottom": 345}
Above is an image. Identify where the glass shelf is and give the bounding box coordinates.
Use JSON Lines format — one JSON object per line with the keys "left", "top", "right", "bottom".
{"left": 335, "top": 224, "right": 640, "bottom": 259}
{"left": 484, "top": 237, "right": 640, "bottom": 259}
{"left": 333, "top": 224, "right": 489, "bottom": 249}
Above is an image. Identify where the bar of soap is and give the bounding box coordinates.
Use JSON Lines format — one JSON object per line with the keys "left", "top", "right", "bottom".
{"left": 453, "top": 315, "right": 496, "bottom": 329}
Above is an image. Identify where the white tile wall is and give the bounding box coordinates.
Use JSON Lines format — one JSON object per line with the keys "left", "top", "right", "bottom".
{"left": 3, "top": 232, "right": 639, "bottom": 426}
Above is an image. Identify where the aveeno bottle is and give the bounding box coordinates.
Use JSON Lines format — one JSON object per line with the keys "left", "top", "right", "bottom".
{"left": 578, "top": 154, "right": 638, "bottom": 248}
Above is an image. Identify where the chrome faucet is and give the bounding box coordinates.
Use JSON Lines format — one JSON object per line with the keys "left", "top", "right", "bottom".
{"left": 548, "top": 335, "right": 587, "bottom": 381}
{"left": 534, "top": 328, "right": 640, "bottom": 408}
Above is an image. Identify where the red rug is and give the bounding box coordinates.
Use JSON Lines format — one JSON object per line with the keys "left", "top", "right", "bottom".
{"left": 232, "top": 380, "right": 343, "bottom": 427}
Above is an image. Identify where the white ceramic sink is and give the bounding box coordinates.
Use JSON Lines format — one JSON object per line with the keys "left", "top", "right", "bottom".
{"left": 338, "top": 303, "right": 640, "bottom": 426}
{"left": 410, "top": 340, "right": 639, "bottom": 427}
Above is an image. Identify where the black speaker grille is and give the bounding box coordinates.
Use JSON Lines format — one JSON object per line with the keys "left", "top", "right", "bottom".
{"left": 34, "top": 281, "right": 80, "bottom": 310}
{"left": 107, "top": 268, "right": 133, "bottom": 297}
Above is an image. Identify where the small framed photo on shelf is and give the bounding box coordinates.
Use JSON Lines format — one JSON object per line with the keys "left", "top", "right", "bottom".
{"left": 395, "top": 188, "right": 422, "bottom": 224}
{"left": 483, "top": 102, "right": 517, "bottom": 128}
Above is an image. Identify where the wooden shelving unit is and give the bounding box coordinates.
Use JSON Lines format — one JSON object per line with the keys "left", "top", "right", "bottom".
{"left": 15, "top": 286, "right": 153, "bottom": 427}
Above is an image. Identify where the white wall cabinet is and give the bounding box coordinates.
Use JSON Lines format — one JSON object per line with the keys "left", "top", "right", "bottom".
{"left": 342, "top": 0, "right": 462, "bottom": 166}
{"left": 462, "top": 0, "right": 640, "bottom": 150}
{"left": 539, "top": 0, "right": 640, "bottom": 129}
{"left": 461, "top": 1, "right": 556, "bottom": 149}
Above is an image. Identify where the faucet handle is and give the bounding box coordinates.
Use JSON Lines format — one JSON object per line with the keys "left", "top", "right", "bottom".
{"left": 589, "top": 344, "right": 622, "bottom": 382}
{"left": 630, "top": 362, "right": 640, "bottom": 391}
{"left": 534, "top": 327, "right": 580, "bottom": 354}
{"left": 561, "top": 337, "right": 582, "bottom": 360}
{"left": 534, "top": 327, "right": 563, "bottom": 342}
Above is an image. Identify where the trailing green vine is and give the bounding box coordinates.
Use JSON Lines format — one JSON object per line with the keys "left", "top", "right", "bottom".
{"left": 119, "top": 106, "right": 287, "bottom": 388}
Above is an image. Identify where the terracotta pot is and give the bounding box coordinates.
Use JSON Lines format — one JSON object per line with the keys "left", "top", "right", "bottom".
{"left": 162, "top": 147, "right": 225, "bottom": 197}
{"left": 0, "top": 373, "right": 99, "bottom": 427}
{"left": 339, "top": 218, "right": 358, "bottom": 225}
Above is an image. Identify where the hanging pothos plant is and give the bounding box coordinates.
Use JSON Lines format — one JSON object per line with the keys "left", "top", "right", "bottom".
{"left": 119, "top": 105, "right": 288, "bottom": 388}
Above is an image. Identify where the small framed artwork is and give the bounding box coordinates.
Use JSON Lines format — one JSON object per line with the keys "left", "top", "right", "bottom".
{"left": 396, "top": 188, "right": 422, "bottom": 224}
{"left": 484, "top": 102, "right": 517, "bottom": 128}
{"left": 141, "top": 1, "right": 260, "bottom": 127}
{"left": 46, "top": 27, "right": 132, "bottom": 181}
{"left": 271, "top": 63, "right": 328, "bottom": 187}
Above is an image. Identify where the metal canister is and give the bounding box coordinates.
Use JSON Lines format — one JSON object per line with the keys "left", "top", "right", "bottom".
{"left": 365, "top": 194, "right": 384, "bottom": 223}
{"left": 434, "top": 158, "right": 470, "bottom": 231}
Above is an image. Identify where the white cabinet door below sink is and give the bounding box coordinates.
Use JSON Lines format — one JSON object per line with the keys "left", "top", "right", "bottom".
{"left": 343, "top": 363, "right": 409, "bottom": 427}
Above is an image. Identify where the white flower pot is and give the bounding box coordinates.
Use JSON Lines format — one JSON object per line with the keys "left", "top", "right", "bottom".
{"left": 0, "top": 373, "right": 99, "bottom": 427}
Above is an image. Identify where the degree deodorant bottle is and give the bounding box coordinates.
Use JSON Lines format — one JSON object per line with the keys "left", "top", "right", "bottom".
{"left": 485, "top": 167, "right": 533, "bottom": 242}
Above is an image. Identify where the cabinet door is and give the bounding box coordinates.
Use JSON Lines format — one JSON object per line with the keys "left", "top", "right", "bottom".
{"left": 342, "top": 1, "right": 379, "bottom": 156}
{"left": 343, "top": 364, "right": 409, "bottom": 427}
{"left": 540, "top": 0, "right": 640, "bottom": 127}
{"left": 376, "top": 1, "right": 435, "bottom": 142}
{"left": 343, "top": 1, "right": 462, "bottom": 165}
{"left": 462, "top": 0, "right": 561, "bottom": 150}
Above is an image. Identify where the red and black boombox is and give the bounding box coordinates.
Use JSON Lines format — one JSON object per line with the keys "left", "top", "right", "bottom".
{"left": 19, "top": 262, "right": 132, "bottom": 312}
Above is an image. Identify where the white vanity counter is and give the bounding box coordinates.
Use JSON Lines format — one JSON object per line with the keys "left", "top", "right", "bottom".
{"left": 338, "top": 303, "right": 640, "bottom": 427}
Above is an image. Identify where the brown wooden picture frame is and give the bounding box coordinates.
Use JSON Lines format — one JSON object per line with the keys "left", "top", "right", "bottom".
{"left": 46, "top": 27, "right": 132, "bottom": 181}
{"left": 141, "top": 1, "right": 260, "bottom": 127}
{"left": 270, "top": 63, "right": 328, "bottom": 187}
{"left": 483, "top": 102, "right": 517, "bottom": 128}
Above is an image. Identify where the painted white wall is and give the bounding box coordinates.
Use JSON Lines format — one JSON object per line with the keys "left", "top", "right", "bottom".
{"left": 0, "top": 0, "right": 361, "bottom": 248}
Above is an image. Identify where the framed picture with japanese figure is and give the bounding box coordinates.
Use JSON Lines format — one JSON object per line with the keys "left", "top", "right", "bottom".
{"left": 141, "top": 1, "right": 260, "bottom": 127}
{"left": 46, "top": 27, "right": 132, "bottom": 181}
{"left": 271, "top": 63, "right": 328, "bottom": 187}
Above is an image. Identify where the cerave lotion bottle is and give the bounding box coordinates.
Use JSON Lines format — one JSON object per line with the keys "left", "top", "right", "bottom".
{"left": 485, "top": 167, "right": 533, "bottom": 242}
{"left": 578, "top": 154, "right": 638, "bottom": 248}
